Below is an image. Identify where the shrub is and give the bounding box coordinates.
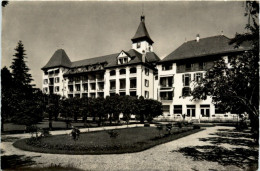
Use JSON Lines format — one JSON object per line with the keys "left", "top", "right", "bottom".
{"left": 40, "top": 128, "right": 50, "bottom": 137}
{"left": 71, "top": 127, "right": 80, "bottom": 141}
{"left": 177, "top": 122, "right": 183, "bottom": 129}
{"left": 26, "top": 125, "right": 40, "bottom": 138}
{"left": 107, "top": 130, "right": 119, "bottom": 139}
{"left": 166, "top": 123, "right": 173, "bottom": 135}
{"left": 156, "top": 124, "right": 164, "bottom": 137}
{"left": 193, "top": 125, "right": 201, "bottom": 129}
{"left": 144, "top": 123, "right": 150, "bottom": 127}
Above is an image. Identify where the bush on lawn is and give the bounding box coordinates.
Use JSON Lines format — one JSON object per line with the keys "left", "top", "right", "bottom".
{"left": 107, "top": 130, "right": 119, "bottom": 139}
{"left": 71, "top": 127, "right": 80, "bottom": 142}
{"left": 156, "top": 124, "right": 164, "bottom": 137}
{"left": 177, "top": 122, "right": 183, "bottom": 129}
{"left": 166, "top": 123, "right": 173, "bottom": 135}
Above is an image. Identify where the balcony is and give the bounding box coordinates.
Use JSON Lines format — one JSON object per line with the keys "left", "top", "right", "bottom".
{"left": 68, "top": 81, "right": 73, "bottom": 85}
{"left": 68, "top": 90, "right": 74, "bottom": 94}
{"left": 82, "top": 80, "right": 88, "bottom": 84}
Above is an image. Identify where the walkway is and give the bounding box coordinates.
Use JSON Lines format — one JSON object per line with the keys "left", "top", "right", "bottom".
{"left": 1, "top": 126, "right": 256, "bottom": 171}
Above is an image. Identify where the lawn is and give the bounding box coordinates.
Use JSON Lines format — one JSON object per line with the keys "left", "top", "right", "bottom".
{"left": 13, "top": 126, "right": 202, "bottom": 154}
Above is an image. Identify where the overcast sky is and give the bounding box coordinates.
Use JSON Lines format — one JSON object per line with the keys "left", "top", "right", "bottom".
{"left": 2, "top": 1, "right": 248, "bottom": 89}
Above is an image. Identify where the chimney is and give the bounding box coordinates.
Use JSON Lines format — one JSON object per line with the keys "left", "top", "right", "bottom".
{"left": 196, "top": 34, "right": 200, "bottom": 42}
{"left": 142, "top": 50, "right": 146, "bottom": 63}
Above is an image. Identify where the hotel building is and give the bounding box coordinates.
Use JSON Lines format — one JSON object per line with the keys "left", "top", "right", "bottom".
{"left": 42, "top": 16, "right": 249, "bottom": 120}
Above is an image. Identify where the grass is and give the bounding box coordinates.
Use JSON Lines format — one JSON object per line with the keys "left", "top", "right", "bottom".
{"left": 13, "top": 127, "right": 202, "bottom": 155}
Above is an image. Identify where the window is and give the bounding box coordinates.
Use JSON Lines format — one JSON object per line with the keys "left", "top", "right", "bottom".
{"left": 187, "top": 105, "right": 196, "bottom": 117}
{"left": 160, "top": 92, "right": 173, "bottom": 100}
{"left": 118, "top": 58, "right": 127, "bottom": 64}
{"left": 130, "top": 91, "right": 137, "bottom": 97}
{"left": 120, "top": 69, "right": 126, "bottom": 75}
{"left": 182, "top": 74, "right": 191, "bottom": 86}
{"left": 173, "top": 105, "right": 182, "bottom": 114}
{"left": 163, "top": 105, "right": 170, "bottom": 113}
{"left": 120, "top": 79, "right": 126, "bottom": 89}
{"left": 54, "top": 77, "right": 60, "bottom": 83}
{"left": 83, "top": 84, "right": 88, "bottom": 91}
{"left": 44, "top": 71, "right": 48, "bottom": 75}
{"left": 130, "top": 78, "right": 137, "bottom": 88}
{"left": 145, "top": 91, "right": 149, "bottom": 98}
{"left": 120, "top": 92, "right": 126, "bottom": 96}
{"left": 44, "top": 79, "right": 48, "bottom": 84}
{"left": 145, "top": 68, "right": 149, "bottom": 76}
{"left": 145, "top": 79, "right": 149, "bottom": 87}
{"left": 194, "top": 73, "right": 203, "bottom": 82}
{"left": 68, "top": 78, "right": 73, "bottom": 83}
{"left": 54, "top": 69, "right": 60, "bottom": 74}
{"left": 130, "top": 67, "right": 136, "bottom": 74}
{"left": 68, "top": 85, "right": 73, "bottom": 92}
{"left": 98, "top": 82, "right": 104, "bottom": 90}
{"left": 162, "top": 64, "right": 172, "bottom": 70}
{"left": 182, "top": 87, "right": 191, "bottom": 96}
{"left": 186, "top": 63, "right": 191, "bottom": 71}
{"left": 55, "top": 86, "right": 59, "bottom": 92}
{"left": 43, "top": 87, "right": 48, "bottom": 93}
{"left": 110, "top": 70, "right": 116, "bottom": 76}
{"left": 76, "top": 84, "right": 81, "bottom": 91}
{"left": 110, "top": 80, "right": 116, "bottom": 90}
{"left": 160, "top": 77, "right": 173, "bottom": 87}
{"left": 200, "top": 105, "right": 210, "bottom": 117}
{"left": 75, "top": 77, "right": 80, "bottom": 83}
{"left": 199, "top": 62, "right": 205, "bottom": 70}
{"left": 90, "top": 83, "right": 96, "bottom": 90}
{"left": 137, "top": 42, "right": 141, "bottom": 48}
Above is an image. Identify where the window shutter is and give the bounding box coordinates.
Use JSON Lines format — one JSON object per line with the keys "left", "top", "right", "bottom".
{"left": 193, "top": 73, "right": 196, "bottom": 81}
{"left": 172, "top": 75, "right": 174, "bottom": 85}
{"left": 189, "top": 74, "right": 191, "bottom": 81}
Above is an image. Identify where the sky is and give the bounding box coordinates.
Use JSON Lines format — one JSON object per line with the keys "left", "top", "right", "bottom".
{"left": 2, "top": 1, "right": 248, "bottom": 89}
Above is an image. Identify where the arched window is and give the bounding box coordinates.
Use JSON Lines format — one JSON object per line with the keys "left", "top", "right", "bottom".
{"left": 110, "top": 70, "right": 116, "bottom": 76}
{"left": 130, "top": 67, "right": 136, "bottom": 74}
{"left": 119, "top": 69, "right": 126, "bottom": 75}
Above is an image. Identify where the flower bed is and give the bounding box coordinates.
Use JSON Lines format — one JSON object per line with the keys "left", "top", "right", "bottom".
{"left": 13, "top": 127, "right": 202, "bottom": 155}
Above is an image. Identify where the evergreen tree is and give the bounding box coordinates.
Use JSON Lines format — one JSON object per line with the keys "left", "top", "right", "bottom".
{"left": 10, "top": 40, "right": 33, "bottom": 91}
{"left": 1, "top": 66, "right": 13, "bottom": 131}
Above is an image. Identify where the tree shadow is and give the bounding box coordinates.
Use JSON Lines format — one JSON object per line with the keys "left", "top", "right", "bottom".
{"left": 173, "top": 145, "right": 258, "bottom": 169}
{"left": 174, "top": 128, "right": 258, "bottom": 169}
{"left": 2, "top": 137, "right": 20, "bottom": 142}
{"left": 1, "top": 155, "right": 40, "bottom": 170}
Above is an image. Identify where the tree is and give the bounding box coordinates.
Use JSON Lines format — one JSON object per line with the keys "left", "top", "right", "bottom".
{"left": 191, "top": 1, "right": 259, "bottom": 132}
{"left": 1, "top": 67, "right": 13, "bottom": 131}
{"left": 135, "top": 96, "right": 147, "bottom": 123}
{"left": 121, "top": 95, "right": 135, "bottom": 126}
{"left": 10, "top": 40, "right": 33, "bottom": 91}
{"left": 2, "top": 1, "right": 8, "bottom": 7}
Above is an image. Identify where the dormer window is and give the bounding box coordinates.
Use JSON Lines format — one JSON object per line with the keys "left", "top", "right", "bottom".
{"left": 118, "top": 57, "right": 128, "bottom": 64}
{"left": 137, "top": 42, "right": 141, "bottom": 48}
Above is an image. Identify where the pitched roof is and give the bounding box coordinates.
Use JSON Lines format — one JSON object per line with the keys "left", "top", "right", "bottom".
{"left": 161, "top": 35, "right": 250, "bottom": 62}
{"left": 62, "top": 48, "right": 160, "bottom": 76}
{"left": 131, "top": 16, "right": 154, "bottom": 44}
{"left": 42, "top": 49, "right": 72, "bottom": 69}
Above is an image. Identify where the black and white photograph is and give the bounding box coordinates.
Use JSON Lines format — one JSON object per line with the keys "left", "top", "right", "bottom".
{"left": 1, "top": 1, "right": 259, "bottom": 170}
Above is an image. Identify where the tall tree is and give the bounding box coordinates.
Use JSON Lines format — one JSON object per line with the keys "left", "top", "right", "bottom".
{"left": 1, "top": 67, "right": 13, "bottom": 131}
{"left": 10, "top": 40, "right": 33, "bottom": 91}
{"left": 191, "top": 1, "right": 259, "bottom": 132}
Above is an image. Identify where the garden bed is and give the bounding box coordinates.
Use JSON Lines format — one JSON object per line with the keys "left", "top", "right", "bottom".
{"left": 13, "top": 127, "right": 203, "bottom": 155}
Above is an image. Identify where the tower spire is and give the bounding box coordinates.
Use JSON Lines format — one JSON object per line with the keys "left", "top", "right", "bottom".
{"left": 141, "top": 3, "right": 145, "bottom": 22}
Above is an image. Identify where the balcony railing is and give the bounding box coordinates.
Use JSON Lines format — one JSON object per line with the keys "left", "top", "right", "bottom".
{"left": 68, "top": 81, "right": 73, "bottom": 85}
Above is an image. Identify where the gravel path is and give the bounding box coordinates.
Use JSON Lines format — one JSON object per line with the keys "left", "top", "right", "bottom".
{"left": 1, "top": 126, "right": 251, "bottom": 171}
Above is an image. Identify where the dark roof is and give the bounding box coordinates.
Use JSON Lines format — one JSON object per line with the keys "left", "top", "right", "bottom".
{"left": 131, "top": 16, "right": 154, "bottom": 44}
{"left": 162, "top": 35, "right": 251, "bottom": 62}
{"left": 71, "top": 53, "right": 118, "bottom": 68}
{"left": 42, "top": 49, "right": 72, "bottom": 69}
{"left": 63, "top": 49, "right": 160, "bottom": 76}
{"left": 146, "top": 52, "right": 160, "bottom": 63}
